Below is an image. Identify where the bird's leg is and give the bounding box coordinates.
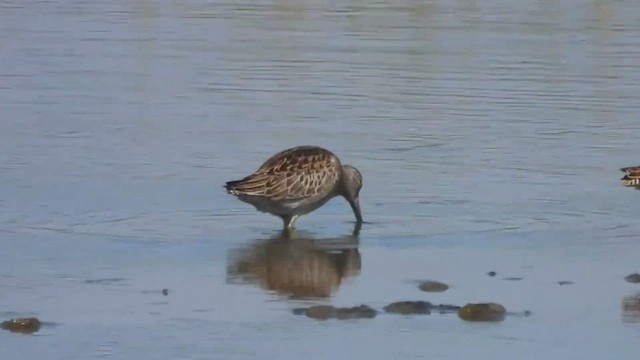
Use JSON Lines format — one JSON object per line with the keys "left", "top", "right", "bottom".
{"left": 282, "top": 215, "right": 299, "bottom": 229}
{"left": 352, "top": 221, "right": 362, "bottom": 236}
{"left": 289, "top": 215, "right": 299, "bottom": 228}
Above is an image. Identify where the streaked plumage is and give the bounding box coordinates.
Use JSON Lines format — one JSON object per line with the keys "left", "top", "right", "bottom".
{"left": 620, "top": 166, "right": 640, "bottom": 188}
{"left": 225, "top": 146, "right": 363, "bottom": 229}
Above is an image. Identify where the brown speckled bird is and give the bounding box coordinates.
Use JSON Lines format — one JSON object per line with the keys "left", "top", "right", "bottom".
{"left": 225, "top": 146, "right": 363, "bottom": 229}
{"left": 621, "top": 166, "right": 640, "bottom": 188}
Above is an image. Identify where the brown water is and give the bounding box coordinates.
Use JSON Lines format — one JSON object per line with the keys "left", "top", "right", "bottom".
{"left": 2, "top": 0, "right": 640, "bottom": 358}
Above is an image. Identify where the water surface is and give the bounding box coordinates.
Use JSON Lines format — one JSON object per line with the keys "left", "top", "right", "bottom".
{"left": 2, "top": 0, "right": 640, "bottom": 359}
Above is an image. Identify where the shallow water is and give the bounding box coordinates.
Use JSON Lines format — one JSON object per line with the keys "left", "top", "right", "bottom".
{"left": 2, "top": 0, "right": 640, "bottom": 358}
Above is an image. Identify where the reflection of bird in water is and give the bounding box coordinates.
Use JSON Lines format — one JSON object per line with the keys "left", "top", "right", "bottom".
{"left": 620, "top": 166, "right": 640, "bottom": 189}
{"left": 622, "top": 293, "right": 640, "bottom": 323}
{"left": 224, "top": 146, "right": 363, "bottom": 229}
{"left": 226, "top": 225, "right": 361, "bottom": 299}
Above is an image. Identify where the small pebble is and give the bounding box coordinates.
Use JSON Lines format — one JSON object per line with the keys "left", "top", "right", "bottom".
{"left": 625, "top": 273, "right": 640, "bottom": 283}
{"left": 1, "top": 318, "right": 42, "bottom": 334}
{"left": 458, "top": 303, "right": 506, "bottom": 322}
{"left": 487, "top": 271, "right": 497, "bottom": 277}
{"left": 418, "top": 280, "right": 449, "bottom": 293}
{"left": 162, "top": 288, "right": 169, "bottom": 296}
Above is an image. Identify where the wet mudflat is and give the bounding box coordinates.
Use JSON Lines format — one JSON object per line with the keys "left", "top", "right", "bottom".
{"left": 3, "top": 227, "right": 640, "bottom": 359}
{"left": 2, "top": 0, "right": 640, "bottom": 359}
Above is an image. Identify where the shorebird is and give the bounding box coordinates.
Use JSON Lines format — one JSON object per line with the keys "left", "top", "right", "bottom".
{"left": 620, "top": 166, "right": 640, "bottom": 188}
{"left": 224, "top": 146, "right": 363, "bottom": 229}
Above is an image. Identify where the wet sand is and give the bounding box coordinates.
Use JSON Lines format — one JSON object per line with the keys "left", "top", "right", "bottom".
{"left": 3, "top": 226, "right": 640, "bottom": 358}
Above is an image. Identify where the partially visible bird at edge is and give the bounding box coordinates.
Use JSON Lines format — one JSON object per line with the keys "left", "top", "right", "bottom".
{"left": 224, "top": 146, "right": 363, "bottom": 230}
{"left": 620, "top": 166, "right": 640, "bottom": 189}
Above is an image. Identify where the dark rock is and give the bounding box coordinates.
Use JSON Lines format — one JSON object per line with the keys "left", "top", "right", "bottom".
{"left": 625, "top": 273, "right": 640, "bottom": 283}
{"left": 162, "top": 288, "right": 169, "bottom": 296}
{"left": 300, "top": 304, "right": 376, "bottom": 320}
{"left": 384, "top": 301, "right": 433, "bottom": 315}
{"left": 336, "top": 305, "right": 377, "bottom": 319}
{"left": 458, "top": 303, "right": 506, "bottom": 322}
{"left": 1, "top": 318, "right": 42, "bottom": 334}
{"left": 305, "top": 305, "right": 336, "bottom": 320}
{"left": 383, "top": 301, "right": 461, "bottom": 315}
{"left": 418, "top": 280, "right": 449, "bottom": 293}
{"left": 487, "top": 271, "right": 497, "bottom": 277}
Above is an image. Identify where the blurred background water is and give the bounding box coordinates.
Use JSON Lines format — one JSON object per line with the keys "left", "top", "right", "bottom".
{"left": 1, "top": 0, "right": 640, "bottom": 359}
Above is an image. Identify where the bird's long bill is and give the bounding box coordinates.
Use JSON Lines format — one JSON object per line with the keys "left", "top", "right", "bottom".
{"left": 348, "top": 198, "right": 363, "bottom": 223}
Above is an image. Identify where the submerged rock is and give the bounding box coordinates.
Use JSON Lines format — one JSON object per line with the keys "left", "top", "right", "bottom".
{"left": 458, "top": 303, "right": 506, "bottom": 322}
{"left": 384, "top": 301, "right": 432, "bottom": 315}
{"left": 1, "top": 318, "right": 42, "bottom": 334}
{"left": 418, "top": 280, "right": 449, "bottom": 293}
{"left": 487, "top": 271, "right": 497, "bottom": 277}
{"left": 297, "top": 304, "right": 377, "bottom": 320}
{"left": 336, "top": 305, "right": 377, "bottom": 320}
{"left": 625, "top": 273, "right": 640, "bottom": 283}
{"left": 305, "top": 305, "right": 336, "bottom": 320}
{"left": 383, "top": 301, "right": 460, "bottom": 315}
